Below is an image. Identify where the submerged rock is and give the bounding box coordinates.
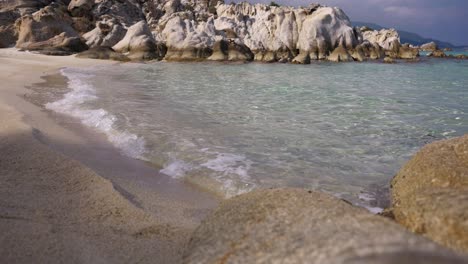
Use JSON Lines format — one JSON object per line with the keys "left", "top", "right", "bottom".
{"left": 391, "top": 134, "right": 468, "bottom": 253}
{"left": 184, "top": 188, "right": 466, "bottom": 263}
{"left": 383, "top": 57, "right": 395, "bottom": 63}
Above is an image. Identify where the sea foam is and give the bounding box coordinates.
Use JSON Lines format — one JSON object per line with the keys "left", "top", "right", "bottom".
{"left": 46, "top": 68, "right": 147, "bottom": 160}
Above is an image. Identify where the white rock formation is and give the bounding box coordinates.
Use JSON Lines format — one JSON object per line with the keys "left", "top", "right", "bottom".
{"left": 83, "top": 17, "right": 127, "bottom": 48}
{"left": 362, "top": 28, "right": 400, "bottom": 50}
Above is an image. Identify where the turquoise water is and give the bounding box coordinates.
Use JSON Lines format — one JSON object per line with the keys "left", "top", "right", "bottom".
{"left": 47, "top": 59, "right": 468, "bottom": 211}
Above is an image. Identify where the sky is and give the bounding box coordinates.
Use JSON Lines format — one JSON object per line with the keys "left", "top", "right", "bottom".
{"left": 232, "top": 0, "right": 468, "bottom": 45}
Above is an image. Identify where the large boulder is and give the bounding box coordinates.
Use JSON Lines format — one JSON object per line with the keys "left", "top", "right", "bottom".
{"left": 184, "top": 188, "right": 466, "bottom": 263}
{"left": 113, "top": 20, "right": 161, "bottom": 60}
{"left": 160, "top": 15, "right": 216, "bottom": 61}
{"left": 420, "top": 41, "right": 438, "bottom": 52}
{"left": 296, "top": 6, "right": 359, "bottom": 60}
{"left": 83, "top": 16, "right": 127, "bottom": 48}
{"left": 391, "top": 134, "right": 468, "bottom": 252}
{"left": 20, "top": 32, "right": 87, "bottom": 55}
{"left": 362, "top": 28, "right": 400, "bottom": 51}
{"left": 15, "top": 5, "right": 79, "bottom": 49}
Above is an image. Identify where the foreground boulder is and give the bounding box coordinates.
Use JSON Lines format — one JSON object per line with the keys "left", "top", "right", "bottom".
{"left": 391, "top": 134, "right": 468, "bottom": 252}
{"left": 184, "top": 188, "right": 466, "bottom": 263}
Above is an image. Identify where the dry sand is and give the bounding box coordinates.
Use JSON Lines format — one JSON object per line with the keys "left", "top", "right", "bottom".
{"left": 0, "top": 49, "right": 218, "bottom": 263}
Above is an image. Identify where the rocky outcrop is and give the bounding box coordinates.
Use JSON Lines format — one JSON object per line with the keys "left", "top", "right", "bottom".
{"left": 362, "top": 28, "right": 400, "bottom": 51}
{"left": 327, "top": 45, "right": 353, "bottom": 62}
{"left": 0, "top": 9, "right": 20, "bottom": 48}
{"left": 68, "top": 0, "right": 94, "bottom": 17}
{"left": 15, "top": 4, "right": 79, "bottom": 49}
{"left": 398, "top": 43, "right": 419, "bottom": 59}
{"left": 184, "top": 188, "right": 467, "bottom": 263}
{"left": 429, "top": 49, "right": 447, "bottom": 58}
{"left": 207, "top": 39, "right": 253, "bottom": 62}
{"left": 83, "top": 16, "right": 127, "bottom": 48}
{"left": 391, "top": 134, "right": 468, "bottom": 253}
{"left": 113, "top": 20, "right": 161, "bottom": 60}
{"left": 20, "top": 32, "right": 87, "bottom": 55}
{"left": 420, "top": 41, "right": 438, "bottom": 51}
{"left": 0, "top": 0, "right": 431, "bottom": 63}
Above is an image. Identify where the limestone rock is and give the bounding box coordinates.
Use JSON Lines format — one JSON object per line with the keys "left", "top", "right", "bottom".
{"left": 327, "top": 45, "right": 353, "bottom": 62}
{"left": 76, "top": 46, "right": 130, "bottom": 61}
{"left": 184, "top": 188, "right": 466, "bottom": 263}
{"left": 383, "top": 57, "right": 395, "bottom": 63}
{"left": 0, "top": 0, "right": 54, "bottom": 15}
{"left": 92, "top": 0, "right": 145, "bottom": 28}
{"left": 68, "top": 0, "right": 94, "bottom": 17}
{"left": 207, "top": 39, "right": 253, "bottom": 62}
{"left": 160, "top": 15, "right": 216, "bottom": 61}
{"left": 350, "top": 44, "right": 366, "bottom": 62}
{"left": 296, "top": 6, "right": 359, "bottom": 60}
{"left": 113, "top": 20, "right": 160, "bottom": 60}
{"left": 83, "top": 17, "right": 127, "bottom": 48}
{"left": 391, "top": 134, "right": 468, "bottom": 252}
{"left": 19, "top": 32, "right": 87, "bottom": 55}
{"left": 429, "top": 50, "right": 447, "bottom": 58}
{"left": 0, "top": 9, "right": 20, "bottom": 48}
{"left": 420, "top": 41, "right": 438, "bottom": 52}
{"left": 398, "top": 44, "right": 419, "bottom": 59}
{"left": 362, "top": 28, "right": 400, "bottom": 51}
{"left": 15, "top": 5, "right": 79, "bottom": 50}
{"left": 292, "top": 52, "right": 310, "bottom": 64}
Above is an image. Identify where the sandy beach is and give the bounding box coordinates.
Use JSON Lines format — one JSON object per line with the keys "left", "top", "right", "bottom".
{"left": 0, "top": 49, "right": 218, "bottom": 263}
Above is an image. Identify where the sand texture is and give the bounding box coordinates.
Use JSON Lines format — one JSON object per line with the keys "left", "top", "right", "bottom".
{"left": 0, "top": 49, "right": 216, "bottom": 263}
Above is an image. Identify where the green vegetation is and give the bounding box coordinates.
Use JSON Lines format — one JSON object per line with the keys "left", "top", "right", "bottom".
{"left": 269, "top": 1, "right": 280, "bottom": 7}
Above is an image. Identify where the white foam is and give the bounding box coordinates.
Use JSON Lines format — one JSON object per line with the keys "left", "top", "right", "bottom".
{"left": 160, "top": 159, "right": 193, "bottom": 179}
{"left": 46, "top": 68, "right": 147, "bottom": 160}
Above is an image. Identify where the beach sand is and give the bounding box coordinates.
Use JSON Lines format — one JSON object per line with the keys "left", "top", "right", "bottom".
{"left": 0, "top": 49, "right": 218, "bottom": 263}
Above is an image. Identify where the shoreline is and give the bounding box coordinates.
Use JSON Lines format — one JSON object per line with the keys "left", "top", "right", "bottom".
{"left": 0, "top": 48, "right": 219, "bottom": 263}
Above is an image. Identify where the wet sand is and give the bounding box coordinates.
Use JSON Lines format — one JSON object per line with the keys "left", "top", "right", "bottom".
{"left": 0, "top": 48, "right": 219, "bottom": 263}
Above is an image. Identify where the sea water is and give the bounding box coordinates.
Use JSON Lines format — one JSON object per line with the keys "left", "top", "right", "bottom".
{"left": 46, "top": 58, "right": 468, "bottom": 211}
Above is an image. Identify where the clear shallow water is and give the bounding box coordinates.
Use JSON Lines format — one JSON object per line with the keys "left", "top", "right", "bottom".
{"left": 46, "top": 59, "right": 468, "bottom": 211}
